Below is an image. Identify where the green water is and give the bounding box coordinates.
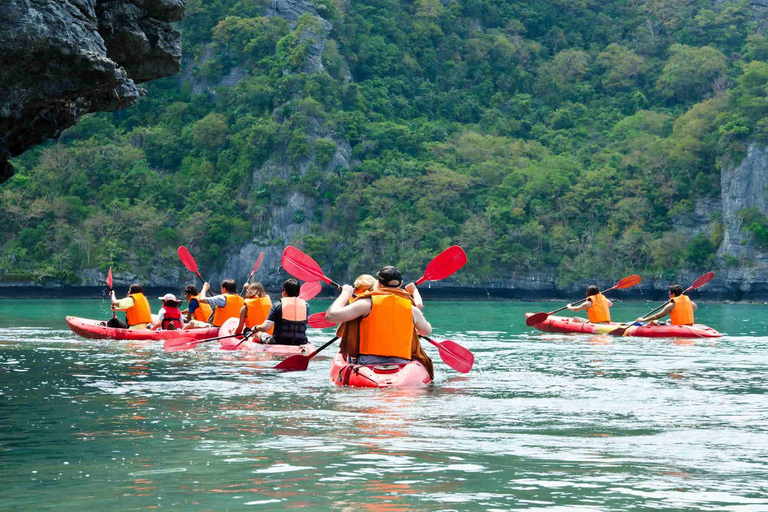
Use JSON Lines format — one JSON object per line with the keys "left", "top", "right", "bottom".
{"left": 1, "top": 299, "right": 767, "bottom": 511}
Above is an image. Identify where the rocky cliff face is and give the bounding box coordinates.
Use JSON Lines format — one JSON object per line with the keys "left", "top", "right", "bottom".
{"left": 0, "top": 0, "right": 184, "bottom": 183}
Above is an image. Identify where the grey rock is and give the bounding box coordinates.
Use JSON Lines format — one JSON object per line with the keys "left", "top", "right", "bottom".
{"left": 0, "top": 0, "right": 184, "bottom": 182}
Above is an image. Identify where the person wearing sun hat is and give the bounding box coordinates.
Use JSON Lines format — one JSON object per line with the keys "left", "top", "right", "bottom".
{"left": 150, "top": 293, "right": 184, "bottom": 330}
{"left": 325, "top": 266, "right": 434, "bottom": 375}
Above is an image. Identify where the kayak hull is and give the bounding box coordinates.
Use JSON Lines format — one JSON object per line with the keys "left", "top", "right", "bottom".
{"left": 217, "top": 318, "right": 317, "bottom": 356}
{"left": 329, "top": 352, "right": 432, "bottom": 388}
{"left": 525, "top": 313, "right": 722, "bottom": 338}
{"left": 66, "top": 316, "right": 218, "bottom": 341}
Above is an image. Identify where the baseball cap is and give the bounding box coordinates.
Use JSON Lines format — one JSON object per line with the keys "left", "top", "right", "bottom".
{"left": 376, "top": 266, "right": 402, "bottom": 287}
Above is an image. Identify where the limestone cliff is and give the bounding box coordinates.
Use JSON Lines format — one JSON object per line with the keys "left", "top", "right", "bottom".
{"left": 0, "top": 0, "right": 184, "bottom": 183}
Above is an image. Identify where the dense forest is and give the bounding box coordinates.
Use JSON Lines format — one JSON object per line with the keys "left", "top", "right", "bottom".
{"left": 4, "top": 0, "right": 768, "bottom": 285}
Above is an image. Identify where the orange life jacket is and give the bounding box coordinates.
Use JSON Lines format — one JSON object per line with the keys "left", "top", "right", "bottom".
{"left": 586, "top": 293, "right": 611, "bottom": 323}
{"left": 359, "top": 291, "right": 414, "bottom": 360}
{"left": 280, "top": 297, "right": 307, "bottom": 321}
{"left": 212, "top": 293, "right": 245, "bottom": 327}
{"left": 669, "top": 295, "right": 694, "bottom": 325}
{"left": 189, "top": 294, "right": 212, "bottom": 322}
{"left": 125, "top": 293, "right": 152, "bottom": 327}
{"left": 245, "top": 296, "right": 273, "bottom": 334}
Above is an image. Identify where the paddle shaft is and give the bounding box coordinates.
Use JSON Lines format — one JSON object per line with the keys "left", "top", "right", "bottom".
{"left": 230, "top": 330, "right": 256, "bottom": 350}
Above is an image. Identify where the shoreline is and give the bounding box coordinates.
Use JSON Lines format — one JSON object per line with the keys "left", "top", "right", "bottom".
{"left": 2, "top": 285, "right": 767, "bottom": 303}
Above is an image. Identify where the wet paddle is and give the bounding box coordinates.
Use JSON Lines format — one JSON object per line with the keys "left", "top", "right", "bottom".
{"left": 274, "top": 336, "right": 339, "bottom": 372}
{"left": 241, "top": 252, "right": 265, "bottom": 296}
{"left": 609, "top": 272, "right": 714, "bottom": 336}
{"left": 526, "top": 274, "right": 642, "bottom": 326}
{"left": 419, "top": 335, "right": 474, "bottom": 373}
{"left": 299, "top": 281, "right": 322, "bottom": 301}
{"left": 307, "top": 312, "right": 335, "bottom": 328}
{"left": 178, "top": 246, "right": 204, "bottom": 284}
{"left": 163, "top": 330, "right": 252, "bottom": 352}
{"left": 281, "top": 246, "right": 343, "bottom": 290}
{"left": 107, "top": 266, "right": 116, "bottom": 319}
{"left": 415, "top": 245, "right": 468, "bottom": 285}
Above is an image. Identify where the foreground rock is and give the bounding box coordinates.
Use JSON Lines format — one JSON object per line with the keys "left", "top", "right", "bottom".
{"left": 0, "top": 0, "right": 184, "bottom": 183}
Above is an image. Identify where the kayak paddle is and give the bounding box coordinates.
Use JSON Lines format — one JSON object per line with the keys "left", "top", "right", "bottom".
{"left": 419, "top": 335, "right": 473, "bottom": 373}
{"left": 281, "top": 246, "right": 344, "bottom": 290}
{"left": 241, "top": 251, "right": 265, "bottom": 296}
{"left": 299, "top": 281, "right": 322, "bottom": 301}
{"left": 609, "top": 272, "right": 714, "bottom": 336}
{"left": 163, "top": 330, "right": 252, "bottom": 352}
{"left": 274, "top": 336, "right": 339, "bottom": 372}
{"left": 415, "top": 245, "right": 468, "bottom": 285}
{"left": 107, "top": 266, "right": 116, "bottom": 319}
{"left": 178, "top": 246, "right": 204, "bottom": 284}
{"left": 307, "top": 312, "right": 336, "bottom": 328}
{"left": 526, "top": 274, "right": 642, "bottom": 326}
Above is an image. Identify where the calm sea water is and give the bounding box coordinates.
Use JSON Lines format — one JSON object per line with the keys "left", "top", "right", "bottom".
{"left": 1, "top": 298, "right": 767, "bottom": 511}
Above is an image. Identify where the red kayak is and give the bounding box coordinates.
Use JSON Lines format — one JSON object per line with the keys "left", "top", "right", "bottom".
{"left": 66, "top": 316, "right": 218, "bottom": 341}
{"left": 217, "top": 318, "right": 317, "bottom": 356}
{"left": 526, "top": 314, "right": 722, "bottom": 338}
{"left": 329, "top": 352, "right": 432, "bottom": 388}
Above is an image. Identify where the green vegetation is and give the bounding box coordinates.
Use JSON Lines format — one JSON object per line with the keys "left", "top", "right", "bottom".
{"left": 4, "top": 0, "right": 768, "bottom": 283}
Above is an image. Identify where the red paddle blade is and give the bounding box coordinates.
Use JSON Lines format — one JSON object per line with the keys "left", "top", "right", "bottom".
{"left": 282, "top": 246, "right": 331, "bottom": 284}
{"left": 252, "top": 251, "right": 265, "bottom": 273}
{"left": 299, "top": 281, "right": 322, "bottom": 301}
{"left": 426, "top": 338, "right": 474, "bottom": 373}
{"left": 526, "top": 312, "right": 549, "bottom": 326}
{"left": 106, "top": 267, "right": 113, "bottom": 289}
{"left": 274, "top": 352, "right": 314, "bottom": 372}
{"left": 177, "top": 246, "right": 199, "bottom": 275}
{"left": 617, "top": 274, "right": 641, "bottom": 288}
{"left": 163, "top": 336, "right": 199, "bottom": 351}
{"left": 691, "top": 272, "right": 715, "bottom": 290}
{"left": 308, "top": 312, "right": 337, "bottom": 329}
{"left": 416, "top": 245, "right": 468, "bottom": 285}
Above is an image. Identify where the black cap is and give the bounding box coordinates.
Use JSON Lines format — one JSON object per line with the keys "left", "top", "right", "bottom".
{"left": 377, "top": 266, "right": 402, "bottom": 287}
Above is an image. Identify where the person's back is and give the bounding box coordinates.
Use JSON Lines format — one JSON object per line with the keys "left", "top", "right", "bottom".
{"left": 155, "top": 294, "right": 184, "bottom": 330}
{"left": 244, "top": 283, "right": 273, "bottom": 334}
{"left": 568, "top": 285, "right": 612, "bottom": 324}
{"left": 204, "top": 279, "right": 245, "bottom": 327}
{"left": 271, "top": 294, "right": 308, "bottom": 345}
{"left": 112, "top": 284, "right": 152, "bottom": 330}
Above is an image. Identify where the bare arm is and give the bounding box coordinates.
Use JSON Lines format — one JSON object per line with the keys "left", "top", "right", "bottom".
{"left": 405, "top": 283, "right": 424, "bottom": 309}
{"left": 412, "top": 306, "right": 431, "bottom": 336}
{"left": 235, "top": 306, "right": 247, "bottom": 334}
{"left": 567, "top": 298, "right": 591, "bottom": 312}
{"left": 691, "top": 301, "right": 698, "bottom": 311}
{"left": 639, "top": 302, "right": 674, "bottom": 323}
{"left": 254, "top": 320, "right": 275, "bottom": 332}
{"left": 326, "top": 285, "right": 372, "bottom": 323}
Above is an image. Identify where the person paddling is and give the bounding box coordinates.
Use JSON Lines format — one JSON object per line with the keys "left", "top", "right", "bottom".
{"left": 635, "top": 284, "right": 698, "bottom": 325}
{"left": 150, "top": 294, "right": 184, "bottom": 330}
{"left": 193, "top": 279, "right": 244, "bottom": 328}
{"left": 235, "top": 282, "right": 273, "bottom": 335}
{"left": 567, "top": 285, "right": 612, "bottom": 324}
{"left": 110, "top": 284, "right": 152, "bottom": 330}
{"left": 246, "top": 278, "right": 310, "bottom": 345}
{"left": 326, "top": 266, "right": 433, "bottom": 375}
{"left": 182, "top": 284, "right": 212, "bottom": 325}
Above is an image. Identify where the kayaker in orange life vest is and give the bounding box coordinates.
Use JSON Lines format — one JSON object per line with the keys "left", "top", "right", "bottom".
{"left": 635, "top": 284, "right": 697, "bottom": 325}
{"left": 110, "top": 284, "right": 153, "bottom": 330}
{"left": 149, "top": 293, "right": 185, "bottom": 330}
{"left": 188, "top": 279, "right": 244, "bottom": 328}
{"left": 234, "top": 282, "right": 274, "bottom": 335}
{"left": 567, "top": 285, "right": 612, "bottom": 323}
{"left": 242, "top": 278, "right": 310, "bottom": 346}
{"left": 326, "top": 266, "right": 432, "bottom": 366}
{"left": 181, "top": 284, "right": 212, "bottom": 324}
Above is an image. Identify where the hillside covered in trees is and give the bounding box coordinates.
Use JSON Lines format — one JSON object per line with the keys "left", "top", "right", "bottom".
{"left": 4, "top": 0, "right": 768, "bottom": 287}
